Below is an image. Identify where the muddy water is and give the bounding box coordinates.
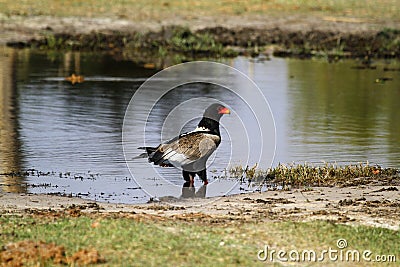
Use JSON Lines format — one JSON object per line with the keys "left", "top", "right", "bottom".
{"left": 0, "top": 47, "right": 399, "bottom": 203}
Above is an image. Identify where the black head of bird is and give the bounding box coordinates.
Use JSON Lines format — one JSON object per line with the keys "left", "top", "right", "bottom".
{"left": 196, "top": 103, "right": 230, "bottom": 135}
{"left": 202, "top": 103, "right": 230, "bottom": 121}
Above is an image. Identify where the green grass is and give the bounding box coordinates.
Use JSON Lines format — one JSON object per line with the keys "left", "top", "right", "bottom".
{"left": 125, "top": 26, "right": 237, "bottom": 57}
{"left": 0, "top": 0, "right": 398, "bottom": 21}
{"left": 0, "top": 215, "right": 398, "bottom": 266}
{"left": 228, "top": 162, "right": 399, "bottom": 186}
{"left": 28, "top": 27, "right": 237, "bottom": 64}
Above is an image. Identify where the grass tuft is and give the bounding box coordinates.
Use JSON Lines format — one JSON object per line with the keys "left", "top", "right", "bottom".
{"left": 228, "top": 162, "right": 399, "bottom": 187}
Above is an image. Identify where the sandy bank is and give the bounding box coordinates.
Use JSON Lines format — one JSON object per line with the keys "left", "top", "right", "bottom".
{"left": 1, "top": 185, "right": 398, "bottom": 230}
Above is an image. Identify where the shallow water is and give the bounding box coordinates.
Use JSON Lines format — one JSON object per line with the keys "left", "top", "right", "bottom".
{"left": 0, "top": 47, "right": 399, "bottom": 203}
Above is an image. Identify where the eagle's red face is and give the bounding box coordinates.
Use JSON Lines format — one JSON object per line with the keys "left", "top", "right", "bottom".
{"left": 218, "top": 106, "right": 230, "bottom": 115}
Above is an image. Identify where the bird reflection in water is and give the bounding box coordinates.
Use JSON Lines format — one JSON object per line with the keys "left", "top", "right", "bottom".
{"left": 181, "top": 182, "right": 207, "bottom": 198}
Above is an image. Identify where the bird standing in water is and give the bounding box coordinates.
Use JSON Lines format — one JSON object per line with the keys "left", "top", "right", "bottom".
{"left": 137, "top": 103, "right": 230, "bottom": 186}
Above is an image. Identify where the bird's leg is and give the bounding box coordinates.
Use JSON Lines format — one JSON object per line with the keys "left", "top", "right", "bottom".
{"left": 189, "top": 174, "right": 194, "bottom": 187}
{"left": 197, "top": 169, "right": 208, "bottom": 185}
{"left": 182, "top": 170, "right": 191, "bottom": 182}
{"left": 182, "top": 170, "right": 195, "bottom": 186}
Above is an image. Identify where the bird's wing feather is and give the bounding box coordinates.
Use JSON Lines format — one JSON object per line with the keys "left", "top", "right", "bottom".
{"left": 149, "top": 132, "right": 220, "bottom": 167}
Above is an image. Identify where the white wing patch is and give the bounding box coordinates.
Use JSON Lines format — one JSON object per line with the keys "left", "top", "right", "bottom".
{"left": 168, "top": 153, "right": 191, "bottom": 167}
{"left": 179, "top": 127, "right": 210, "bottom": 138}
{"left": 193, "top": 126, "right": 210, "bottom": 132}
{"left": 159, "top": 147, "right": 192, "bottom": 167}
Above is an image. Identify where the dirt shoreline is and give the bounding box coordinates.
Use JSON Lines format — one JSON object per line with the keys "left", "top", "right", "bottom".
{"left": 2, "top": 15, "right": 400, "bottom": 58}
{"left": 1, "top": 185, "right": 398, "bottom": 230}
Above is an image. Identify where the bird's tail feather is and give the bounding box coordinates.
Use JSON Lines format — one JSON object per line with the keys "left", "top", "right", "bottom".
{"left": 132, "top": 146, "right": 157, "bottom": 160}
{"left": 132, "top": 152, "right": 149, "bottom": 160}
{"left": 138, "top": 146, "right": 157, "bottom": 154}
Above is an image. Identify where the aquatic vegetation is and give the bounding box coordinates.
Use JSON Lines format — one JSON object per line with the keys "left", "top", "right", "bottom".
{"left": 8, "top": 25, "right": 400, "bottom": 60}
{"left": 43, "top": 33, "right": 64, "bottom": 49}
{"left": 170, "top": 27, "right": 219, "bottom": 53}
{"left": 228, "top": 162, "right": 399, "bottom": 187}
{"left": 27, "top": 27, "right": 238, "bottom": 58}
{"left": 148, "top": 27, "right": 238, "bottom": 57}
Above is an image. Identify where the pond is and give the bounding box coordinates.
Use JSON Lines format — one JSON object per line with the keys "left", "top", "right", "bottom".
{"left": 0, "top": 47, "right": 399, "bottom": 203}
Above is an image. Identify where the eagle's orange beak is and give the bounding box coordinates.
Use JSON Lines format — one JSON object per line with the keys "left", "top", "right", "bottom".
{"left": 218, "top": 107, "right": 231, "bottom": 114}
